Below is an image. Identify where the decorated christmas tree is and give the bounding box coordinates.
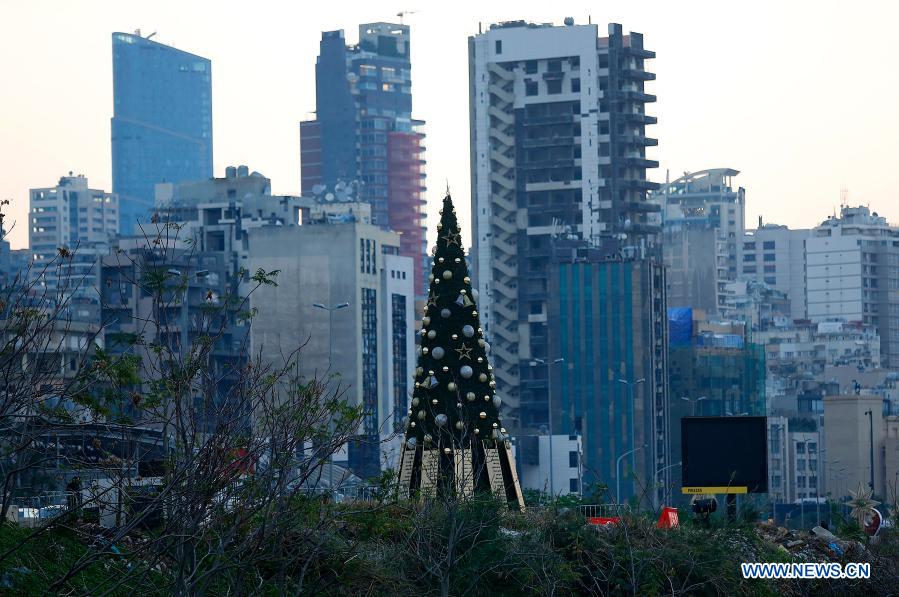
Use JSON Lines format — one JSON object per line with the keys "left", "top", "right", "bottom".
{"left": 398, "top": 193, "right": 524, "bottom": 509}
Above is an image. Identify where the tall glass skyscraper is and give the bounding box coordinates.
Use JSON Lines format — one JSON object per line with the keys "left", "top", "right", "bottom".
{"left": 300, "top": 23, "right": 428, "bottom": 298}
{"left": 111, "top": 32, "right": 213, "bottom": 235}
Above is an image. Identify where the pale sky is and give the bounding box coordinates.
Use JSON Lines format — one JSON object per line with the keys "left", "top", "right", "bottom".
{"left": 3, "top": 0, "right": 898, "bottom": 250}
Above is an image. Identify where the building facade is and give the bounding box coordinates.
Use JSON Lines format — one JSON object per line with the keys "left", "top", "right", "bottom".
{"left": 29, "top": 173, "right": 118, "bottom": 299}
{"left": 653, "top": 168, "right": 745, "bottom": 314}
{"left": 739, "top": 223, "right": 810, "bottom": 320}
{"left": 469, "top": 19, "right": 659, "bottom": 428}
{"left": 112, "top": 31, "right": 213, "bottom": 234}
{"left": 547, "top": 254, "right": 668, "bottom": 505}
{"left": 806, "top": 206, "right": 899, "bottom": 368}
{"left": 300, "top": 23, "right": 427, "bottom": 298}
{"left": 248, "top": 201, "right": 416, "bottom": 479}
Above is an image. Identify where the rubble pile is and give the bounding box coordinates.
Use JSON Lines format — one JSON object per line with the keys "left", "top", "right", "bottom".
{"left": 756, "top": 521, "right": 868, "bottom": 562}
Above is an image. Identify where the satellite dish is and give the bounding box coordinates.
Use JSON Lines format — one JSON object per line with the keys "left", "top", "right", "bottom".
{"left": 312, "top": 184, "right": 325, "bottom": 196}
{"left": 325, "top": 192, "right": 335, "bottom": 202}
{"left": 335, "top": 181, "right": 345, "bottom": 192}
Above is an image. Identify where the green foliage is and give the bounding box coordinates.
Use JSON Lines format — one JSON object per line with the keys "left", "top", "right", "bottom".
{"left": 0, "top": 524, "right": 166, "bottom": 596}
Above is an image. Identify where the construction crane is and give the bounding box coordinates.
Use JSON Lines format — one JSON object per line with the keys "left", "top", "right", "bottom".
{"left": 396, "top": 10, "right": 417, "bottom": 24}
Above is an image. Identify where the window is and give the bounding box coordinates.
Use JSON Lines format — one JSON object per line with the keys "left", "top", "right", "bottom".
{"left": 569, "top": 451, "right": 578, "bottom": 468}
{"left": 570, "top": 478, "right": 579, "bottom": 493}
{"left": 525, "top": 60, "right": 538, "bottom": 74}
{"left": 571, "top": 78, "right": 581, "bottom": 93}
{"left": 763, "top": 241, "right": 775, "bottom": 250}
{"left": 764, "top": 276, "right": 776, "bottom": 285}
{"left": 547, "top": 79, "right": 562, "bottom": 94}
{"left": 764, "top": 265, "right": 776, "bottom": 273}
{"left": 361, "top": 288, "right": 378, "bottom": 436}
{"left": 763, "top": 253, "right": 776, "bottom": 262}
{"left": 495, "top": 40, "right": 502, "bottom": 54}
{"left": 743, "top": 254, "right": 756, "bottom": 262}
{"left": 743, "top": 242, "right": 756, "bottom": 251}
{"left": 547, "top": 59, "right": 562, "bottom": 72}
{"left": 525, "top": 80, "right": 538, "bottom": 96}
{"left": 743, "top": 266, "right": 757, "bottom": 274}
{"left": 391, "top": 294, "right": 407, "bottom": 428}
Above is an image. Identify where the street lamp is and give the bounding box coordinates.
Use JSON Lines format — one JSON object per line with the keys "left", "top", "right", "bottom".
{"left": 619, "top": 377, "right": 646, "bottom": 486}
{"left": 312, "top": 301, "right": 349, "bottom": 493}
{"left": 312, "top": 302, "right": 349, "bottom": 367}
{"left": 655, "top": 461, "right": 682, "bottom": 507}
{"left": 616, "top": 443, "right": 647, "bottom": 506}
{"left": 531, "top": 358, "right": 565, "bottom": 496}
{"left": 680, "top": 395, "right": 707, "bottom": 416}
{"left": 864, "top": 409, "right": 874, "bottom": 491}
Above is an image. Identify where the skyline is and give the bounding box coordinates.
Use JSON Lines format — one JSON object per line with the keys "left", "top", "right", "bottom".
{"left": 4, "top": 1, "right": 899, "bottom": 249}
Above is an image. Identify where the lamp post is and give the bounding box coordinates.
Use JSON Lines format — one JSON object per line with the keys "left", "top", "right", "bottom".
{"left": 680, "top": 395, "right": 707, "bottom": 416}
{"left": 616, "top": 443, "right": 647, "bottom": 506}
{"left": 619, "top": 377, "right": 646, "bottom": 494}
{"left": 531, "top": 358, "right": 565, "bottom": 496}
{"left": 792, "top": 439, "right": 809, "bottom": 528}
{"left": 655, "top": 461, "right": 682, "bottom": 507}
{"left": 312, "top": 301, "right": 349, "bottom": 368}
{"left": 312, "top": 301, "right": 349, "bottom": 492}
{"left": 864, "top": 409, "right": 874, "bottom": 491}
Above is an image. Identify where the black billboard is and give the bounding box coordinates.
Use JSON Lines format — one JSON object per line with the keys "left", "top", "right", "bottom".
{"left": 681, "top": 416, "right": 768, "bottom": 494}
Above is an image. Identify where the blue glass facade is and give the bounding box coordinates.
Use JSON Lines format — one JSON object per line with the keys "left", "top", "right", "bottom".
{"left": 111, "top": 32, "right": 213, "bottom": 235}
{"left": 549, "top": 256, "right": 669, "bottom": 504}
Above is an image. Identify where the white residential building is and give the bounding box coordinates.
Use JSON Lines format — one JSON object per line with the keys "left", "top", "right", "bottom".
{"left": 29, "top": 173, "right": 118, "bottom": 297}
{"left": 740, "top": 223, "right": 810, "bottom": 320}
{"left": 806, "top": 206, "right": 899, "bottom": 367}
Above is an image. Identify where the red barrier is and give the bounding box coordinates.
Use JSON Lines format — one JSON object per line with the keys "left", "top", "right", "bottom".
{"left": 656, "top": 506, "right": 679, "bottom": 529}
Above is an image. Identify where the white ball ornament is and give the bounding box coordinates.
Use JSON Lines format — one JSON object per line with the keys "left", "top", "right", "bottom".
{"left": 460, "top": 366, "right": 473, "bottom": 379}
{"left": 435, "top": 414, "right": 448, "bottom": 427}
{"left": 447, "top": 382, "right": 457, "bottom": 392}
{"left": 466, "top": 392, "right": 477, "bottom": 402}
{"left": 427, "top": 330, "right": 437, "bottom": 340}
{"left": 455, "top": 421, "right": 464, "bottom": 430}
{"left": 442, "top": 270, "right": 452, "bottom": 280}
{"left": 440, "top": 308, "right": 451, "bottom": 319}
{"left": 422, "top": 317, "right": 430, "bottom": 326}
{"left": 432, "top": 346, "right": 445, "bottom": 360}
{"left": 479, "top": 373, "right": 488, "bottom": 382}
{"left": 462, "top": 325, "right": 475, "bottom": 338}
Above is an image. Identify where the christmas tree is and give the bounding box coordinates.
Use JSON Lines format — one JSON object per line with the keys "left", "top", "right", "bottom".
{"left": 398, "top": 193, "right": 524, "bottom": 509}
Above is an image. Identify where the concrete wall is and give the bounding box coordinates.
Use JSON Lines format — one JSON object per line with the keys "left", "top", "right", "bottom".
{"left": 823, "top": 394, "right": 886, "bottom": 497}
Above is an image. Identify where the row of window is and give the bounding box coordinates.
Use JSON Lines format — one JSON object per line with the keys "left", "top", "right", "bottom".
{"left": 525, "top": 78, "right": 580, "bottom": 96}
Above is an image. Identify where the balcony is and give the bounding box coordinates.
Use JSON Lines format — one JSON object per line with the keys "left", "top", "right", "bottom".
{"left": 621, "top": 68, "right": 656, "bottom": 81}
{"left": 621, "top": 112, "right": 657, "bottom": 125}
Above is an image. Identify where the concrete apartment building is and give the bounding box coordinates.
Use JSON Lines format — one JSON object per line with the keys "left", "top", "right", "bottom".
{"left": 29, "top": 173, "right": 118, "bottom": 299}
{"left": 739, "top": 223, "right": 810, "bottom": 321}
{"left": 468, "top": 18, "right": 660, "bottom": 432}
{"left": 806, "top": 206, "right": 899, "bottom": 368}
{"left": 654, "top": 168, "right": 745, "bottom": 314}
{"left": 823, "top": 394, "right": 893, "bottom": 498}
{"left": 248, "top": 201, "right": 416, "bottom": 479}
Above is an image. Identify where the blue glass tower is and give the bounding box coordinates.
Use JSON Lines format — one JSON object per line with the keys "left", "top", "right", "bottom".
{"left": 111, "top": 32, "right": 213, "bottom": 235}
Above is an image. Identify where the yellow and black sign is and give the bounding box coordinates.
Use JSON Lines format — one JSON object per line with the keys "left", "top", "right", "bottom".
{"left": 682, "top": 486, "right": 748, "bottom": 495}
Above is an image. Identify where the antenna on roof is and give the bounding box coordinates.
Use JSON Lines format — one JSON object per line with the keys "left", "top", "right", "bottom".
{"left": 146, "top": 31, "right": 157, "bottom": 40}
{"left": 396, "top": 10, "right": 417, "bottom": 24}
